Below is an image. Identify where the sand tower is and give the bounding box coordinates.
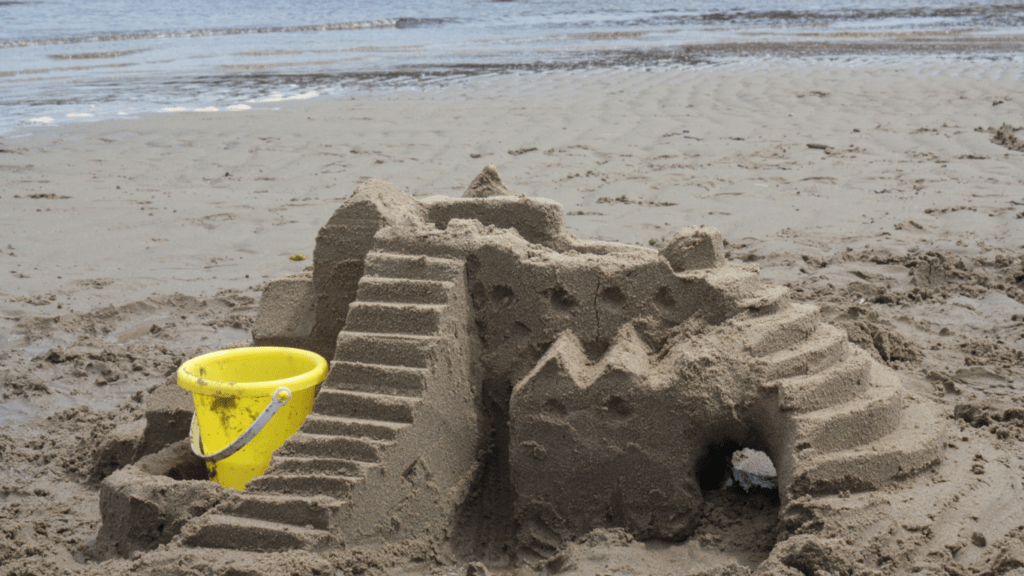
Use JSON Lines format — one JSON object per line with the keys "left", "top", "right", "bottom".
{"left": 178, "top": 167, "right": 945, "bottom": 554}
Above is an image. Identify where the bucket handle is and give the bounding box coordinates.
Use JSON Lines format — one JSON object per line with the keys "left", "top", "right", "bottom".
{"left": 190, "top": 387, "right": 292, "bottom": 462}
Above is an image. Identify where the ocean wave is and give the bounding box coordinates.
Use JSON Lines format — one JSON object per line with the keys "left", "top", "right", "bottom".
{"left": 0, "top": 18, "right": 407, "bottom": 49}
{"left": 693, "top": 3, "right": 1024, "bottom": 25}
{"left": 395, "top": 17, "right": 452, "bottom": 29}
{"left": 47, "top": 49, "right": 146, "bottom": 60}
{"left": 544, "top": 3, "right": 1024, "bottom": 30}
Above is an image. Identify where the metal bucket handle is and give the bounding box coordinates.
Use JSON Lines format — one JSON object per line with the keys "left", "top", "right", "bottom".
{"left": 189, "top": 387, "right": 292, "bottom": 462}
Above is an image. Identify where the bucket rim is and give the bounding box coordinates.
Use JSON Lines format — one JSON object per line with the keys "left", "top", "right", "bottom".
{"left": 177, "top": 346, "right": 328, "bottom": 398}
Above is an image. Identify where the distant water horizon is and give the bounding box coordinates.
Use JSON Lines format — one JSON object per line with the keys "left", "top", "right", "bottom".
{"left": 2, "top": 0, "right": 1023, "bottom": 135}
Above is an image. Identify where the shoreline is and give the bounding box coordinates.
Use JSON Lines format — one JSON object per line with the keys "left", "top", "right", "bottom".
{"left": 4, "top": 40, "right": 1024, "bottom": 137}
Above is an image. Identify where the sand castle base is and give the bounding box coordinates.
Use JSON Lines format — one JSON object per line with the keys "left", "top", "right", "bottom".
{"left": 99, "top": 166, "right": 946, "bottom": 558}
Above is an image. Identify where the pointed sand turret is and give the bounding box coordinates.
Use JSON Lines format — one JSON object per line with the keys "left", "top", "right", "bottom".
{"left": 463, "top": 164, "right": 516, "bottom": 198}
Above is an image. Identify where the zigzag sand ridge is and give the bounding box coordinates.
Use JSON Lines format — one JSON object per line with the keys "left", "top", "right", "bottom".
{"left": 101, "top": 167, "right": 946, "bottom": 560}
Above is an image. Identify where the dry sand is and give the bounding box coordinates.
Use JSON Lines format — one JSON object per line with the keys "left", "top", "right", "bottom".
{"left": 2, "top": 57, "right": 1024, "bottom": 575}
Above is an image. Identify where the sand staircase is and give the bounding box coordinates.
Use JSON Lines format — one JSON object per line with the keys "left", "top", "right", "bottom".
{"left": 182, "top": 251, "right": 481, "bottom": 551}
{"left": 738, "top": 298, "right": 944, "bottom": 497}
{"left": 707, "top": 264, "right": 943, "bottom": 497}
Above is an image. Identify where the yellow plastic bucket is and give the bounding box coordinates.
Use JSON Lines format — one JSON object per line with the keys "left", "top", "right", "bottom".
{"left": 177, "top": 347, "right": 328, "bottom": 490}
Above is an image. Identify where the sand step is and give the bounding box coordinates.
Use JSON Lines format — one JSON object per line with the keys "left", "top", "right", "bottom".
{"left": 742, "top": 302, "right": 821, "bottom": 357}
{"left": 775, "top": 347, "right": 872, "bottom": 413}
{"left": 345, "top": 302, "right": 444, "bottom": 335}
{"left": 702, "top": 265, "right": 763, "bottom": 301}
{"left": 356, "top": 277, "right": 452, "bottom": 305}
{"left": 313, "top": 389, "right": 421, "bottom": 423}
{"left": 301, "top": 414, "right": 410, "bottom": 441}
{"left": 182, "top": 514, "right": 337, "bottom": 552}
{"left": 246, "top": 473, "right": 360, "bottom": 497}
{"left": 335, "top": 332, "right": 437, "bottom": 368}
{"left": 364, "top": 252, "right": 463, "bottom": 282}
{"left": 757, "top": 323, "right": 848, "bottom": 381}
{"left": 737, "top": 284, "right": 790, "bottom": 311}
{"left": 792, "top": 367, "right": 903, "bottom": 454}
{"left": 146, "top": 546, "right": 285, "bottom": 566}
{"left": 791, "top": 401, "right": 945, "bottom": 495}
{"left": 265, "top": 456, "right": 374, "bottom": 478}
{"left": 324, "top": 361, "right": 428, "bottom": 397}
{"left": 218, "top": 494, "right": 345, "bottom": 530}
{"left": 278, "top": 432, "right": 392, "bottom": 462}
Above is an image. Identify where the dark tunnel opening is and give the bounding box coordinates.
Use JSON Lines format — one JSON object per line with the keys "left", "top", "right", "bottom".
{"left": 697, "top": 441, "right": 780, "bottom": 505}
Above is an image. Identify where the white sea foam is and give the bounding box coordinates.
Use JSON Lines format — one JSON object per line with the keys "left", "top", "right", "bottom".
{"left": 226, "top": 104, "right": 251, "bottom": 111}
{"left": 66, "top": 112, "right": 94, "bottom": 118}
{"left": 160, "top": 107, "right": 189, "bottom": 112}
{"left": 28, "top": 117, "right": 54, "bottom": 123}
{"left": 254, "top": 91, "right": 319, "bottom": 103}
{"left": 193, "top": 106, "right": 218, "bottom": 112}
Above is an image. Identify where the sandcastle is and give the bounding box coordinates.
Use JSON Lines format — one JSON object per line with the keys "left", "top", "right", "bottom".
{"left": 107, "top": 167, "right": 947, "bottom": 557}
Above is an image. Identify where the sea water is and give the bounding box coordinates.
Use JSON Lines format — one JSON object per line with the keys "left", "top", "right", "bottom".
{"left": 1, "top": 0, "right": 1021, "bottom": 135}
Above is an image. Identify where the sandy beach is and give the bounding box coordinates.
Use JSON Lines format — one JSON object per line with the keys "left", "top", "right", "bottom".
{"left": 2, "top": 57, "right": 1024, "bottom": 575}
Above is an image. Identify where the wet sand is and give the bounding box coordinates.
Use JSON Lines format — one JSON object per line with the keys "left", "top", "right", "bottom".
{"left": 2, "top": 57, "right": 1024, "bottom": 575}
